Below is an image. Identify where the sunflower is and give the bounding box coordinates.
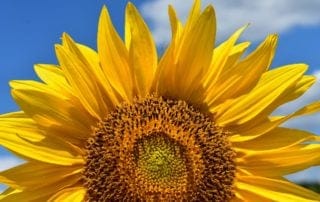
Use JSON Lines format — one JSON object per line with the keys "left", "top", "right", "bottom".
{"left": 0, "top": 0, "right": 320, "bottom": 201}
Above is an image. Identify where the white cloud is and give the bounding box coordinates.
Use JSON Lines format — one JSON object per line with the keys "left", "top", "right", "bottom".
{"left": 140, "top": 0, "right": 320, "bottom": 45}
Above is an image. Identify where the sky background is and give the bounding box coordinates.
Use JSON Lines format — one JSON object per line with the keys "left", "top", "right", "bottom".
{"left": 0, "top": 0, "right": 320, "bottom": 191}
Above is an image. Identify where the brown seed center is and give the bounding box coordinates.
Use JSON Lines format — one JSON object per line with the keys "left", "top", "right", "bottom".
{"left": 83, "top": 96, "right": 236, "bottom": 201}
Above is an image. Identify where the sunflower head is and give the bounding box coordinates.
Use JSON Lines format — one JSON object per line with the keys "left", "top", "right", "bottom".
{"left": 0, "top": 0, "right": 320, "bottom": 201}
{"left": 83, "top": 96, "right": 236, "bottom": 201}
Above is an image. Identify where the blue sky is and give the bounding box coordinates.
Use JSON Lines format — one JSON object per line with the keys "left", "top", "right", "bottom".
{"left": 0, "top": 0, "right": 320, "bottom": 189}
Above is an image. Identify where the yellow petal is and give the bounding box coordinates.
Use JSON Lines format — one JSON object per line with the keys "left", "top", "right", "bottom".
{"left": 55, "top": 43, "right": 105, "bottom": 120}
{"left": 184, "top": 0, "right": 201, "bottom": 33}
{"left": 236, "top": 176, "right": 320, "bottom": 201}
{"left": 62, "top": 35, "right": 120, "bottom": 111}
{"left": 204, "top": 25, "right": 248, "bottom": 87}
{"left": 0, "top": 161, "right": 81, "bottom": 190}
{"left": 10, "top": 80, "right": 92, "bottom": 143}
{"left": 177, "top": 6, "right": 216, "bottom": 99}
{"left": 126, "top": 3, "right": 157, "bottom": 97}
{"left": 152, "top": 5, "right": 185, "bottom": 96}
{"left": 215, "top": 64, "right": 307, "bottom": 125}
{"left": 0, "top": 188, "right": 20, "bottom": 201}
{"left": 34, "top": 64, "right": 73, "bottom": 95}
{"left": 230, "top": 74, "right": 316, "bottom": 135}
{"left": 234, "top": 127, "right": 319, "bottom": 151}
{"left": 168, "top": 5, "right": 183, "bottom": 41}
{"left": 152, "top": 41, "right": 175, "bottom": 95}
{"left": 0, "top": 174, "right": 80, "bottom": 201}
{"left": 98, "top": 6, "right": 133, "bottom": 101}
{"left": 273, "top": 75, "right": 316, "bottom": 108}
{"left": 224, "top": 42, "right": 251, "bottom": 69}
{"left": 0, "top": 112, "right": 83, "bottom": 166}
{"left": 156, "top": 6, "right": 216, "bottom": 101}
{"left": 230, "top": 101, "right": 320, "bottom": 142}
{"left": 29, "top": 65, "right": 97, "bottom": 144}
{"left": 237, "top": 144, "right": 320, "bottom": 177}
{"left": 233, "top": 187, "right": 270, "bottom": 202}
{"left": 206, "top": 35, "right": 278, "bottom": 106}
{"left": 48, "top": 187, "right": 85, "bottom": 202}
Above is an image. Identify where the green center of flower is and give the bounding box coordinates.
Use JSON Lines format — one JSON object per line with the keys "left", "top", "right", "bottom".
{"left": 134, "top": 133, "right": 188, "bottom": 189}
{"left": 83, "top": 96, "right": 236, "bottom": 201}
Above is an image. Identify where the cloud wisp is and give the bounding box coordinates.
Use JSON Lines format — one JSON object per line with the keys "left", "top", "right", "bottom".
{"left": 141, "top": 0, "right": 320, "bottom": 45}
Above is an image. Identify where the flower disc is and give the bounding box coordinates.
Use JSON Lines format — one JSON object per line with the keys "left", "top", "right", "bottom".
{"left": 83, "top": 96, "right": 236, "bottom": 201}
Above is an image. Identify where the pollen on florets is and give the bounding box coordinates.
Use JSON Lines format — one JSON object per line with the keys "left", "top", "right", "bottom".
{"left": 83, "top": 95, "right": 236, "bottom": 201}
